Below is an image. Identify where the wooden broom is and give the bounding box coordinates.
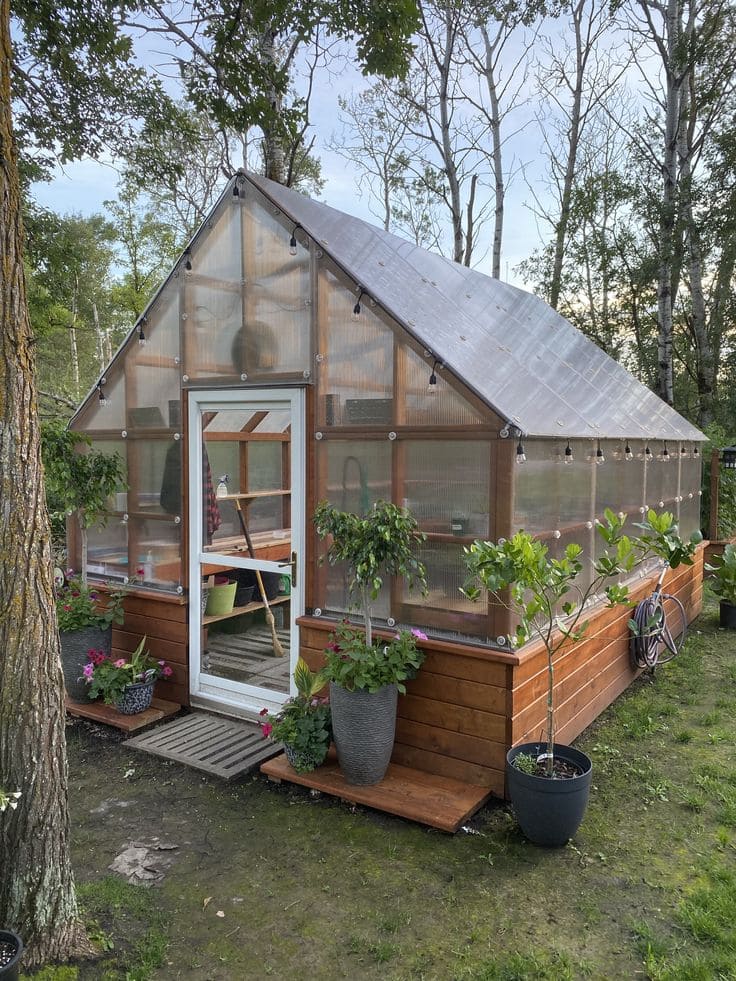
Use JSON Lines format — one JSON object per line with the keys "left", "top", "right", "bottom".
{"left": 234, "top": 500, "right": 284, "bottom": 658}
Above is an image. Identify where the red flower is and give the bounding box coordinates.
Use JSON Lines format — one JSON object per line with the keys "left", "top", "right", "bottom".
{"left": 259, "top": 708, "right": 269, "bottom": 717}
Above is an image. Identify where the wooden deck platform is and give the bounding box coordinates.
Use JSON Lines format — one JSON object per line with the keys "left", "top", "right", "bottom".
{"left": 65, "top": 696, "right": 181, "bottom": 733}
{"left": 260, "top": 751, "right": 493, "bottom": 833}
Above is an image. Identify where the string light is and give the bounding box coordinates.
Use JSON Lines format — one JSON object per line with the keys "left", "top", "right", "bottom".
{"left": 659, "top": 441, "right": 670, "bottom": 463}
{"left": 289, "top": 223, "right": 303, "bottom": 256}
{"left": 516, "top": 439, "right": 526, "bottom": 464}
{"left": 184, "top": 249, "right": 192, "bottom": 271}
{"left": 232, "top": 182, "right": 240, "bottom": 198}
{"left": 97, "top": 380, "right": 107, "bottom": 405}
{"left": 564, "top": 441, "right": 573, "bottom": 465}
{"left": 427, "top": 359, "right": 441, "bottom": 395}
{"left": 137, "top": 317, "right": 147, "bottom": 346}
{"left": 595, "top": 440, "right": 605, "bottom": 465}
{"left": 645, "top": 444, "right": 653, "bottom": 461}
{"left": 352, "top": 288, "right": 365, "bottom": 320}
{"left": 625, "top": 441, "right": 633, "bottom": 461}
{"left": 693, "top": 444, "right": 700, "bottom": 458}
{"left": 680, "top": 444, "right": 689, "bottom": 459}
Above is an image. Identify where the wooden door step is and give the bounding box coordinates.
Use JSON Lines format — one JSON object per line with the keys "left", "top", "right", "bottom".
{"left": 65, "top": 695, "right": 181, "bottom": 734}
{"left": 126, "top": 712, "right": 280, "bottom": 779}
{"left": 260, "top": 752, "right": 493, "bottom": 833}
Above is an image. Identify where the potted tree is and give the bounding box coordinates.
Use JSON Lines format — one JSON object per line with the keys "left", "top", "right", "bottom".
{"left": 706, "top": 543, "right": 736, "bottom": 627}
{"left": 42, "top": 422, "right": 126, "bottom": 697}
{"left": 463, "top": 509, "right": 698, "bottom": 846}
{"left": 313, "top": 500, "right": 428, "bottom": 785}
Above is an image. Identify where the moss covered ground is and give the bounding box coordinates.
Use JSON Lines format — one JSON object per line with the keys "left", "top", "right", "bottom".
{"left": 23, "top": 591, "right": 736, "bottom": 979}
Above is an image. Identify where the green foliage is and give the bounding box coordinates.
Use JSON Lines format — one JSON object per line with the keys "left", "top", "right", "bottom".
{"left": 260, "top": 657, "right": 332, "bottom": 772}
{"left": 55, "top": 576, "right": 124, "bottom": 632}
{"left": 322, "top": 621, "right": 427, "bottom": 694}
{"left": 512, "top": 752, "right": 538, "bottom": 775}
{"left": 463, "top": 508, "right": 698, "bottom": 771}
{"left": 41, "top": 419, "right": 125, "bottom": 531}
{"left": 706, "top": 543, "right": 736, "bottom": 605}
{"left": 313, "top": 500, "right": 427, "bottom": 629}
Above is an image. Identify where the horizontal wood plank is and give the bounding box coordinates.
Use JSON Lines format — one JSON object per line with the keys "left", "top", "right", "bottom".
{"left": 399, "top": 693, "right": 506, "bottom": 743}
{"left": 113, "top": 630, "right": 187, "bottom": 664}
{"left": 395, "top": 717, "right": 507, "bottom": 770}
{"left": 115, "top": 611, "right": 188, "bottom": 644}
{"left": 391, "top": 743, "right": 502, "bottom": 792}
{"left": 260, "top": 753, "right": 493, "bottom": 832}
{"left": 405, "top": 670, "right": 508, "bottom": 715}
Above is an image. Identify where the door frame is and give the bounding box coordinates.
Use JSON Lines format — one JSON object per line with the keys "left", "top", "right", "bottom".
{"left": 187, "top": 387, "right": 306, "bottom": 718}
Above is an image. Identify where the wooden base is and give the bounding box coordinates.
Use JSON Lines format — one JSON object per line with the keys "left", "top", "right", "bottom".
{"left": 65, "top": 696, "right": 181, "bottom": 734}
{"left": 260, "top": 751, "right": 493, "bottom": 833}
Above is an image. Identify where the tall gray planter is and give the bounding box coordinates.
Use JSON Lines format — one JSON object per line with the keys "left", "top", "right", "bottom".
{"left": 329, "top": 681, "right": 398, "bottom": 786}
{"left": 59, "top": 625, "right": 112, "bottom": 701}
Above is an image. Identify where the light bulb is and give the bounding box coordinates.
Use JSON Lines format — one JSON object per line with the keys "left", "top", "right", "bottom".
{"left": 595, "top": 442, "right": 605, "bottom": 465}
{"left": 516, "top": 440, "right": 526, "bottom": 464}
{"left": 564, "top": 442, "right": 574, "bottom": 465}
{"left": 625, "top": 442, "right": 633, "bottom": 461}
{"left": 289, "top": 234, "right": 297, "bottom": 256}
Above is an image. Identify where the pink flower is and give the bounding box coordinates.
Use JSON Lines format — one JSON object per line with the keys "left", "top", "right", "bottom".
{"left": 158, "top": 660, "right": 165, "bottom": 666}
{"left": 162, "top": 666, "right": 173, "bottom": 678}
{"left": 411, "top": 629, "right": 428, "bottom": 641}
{"left": 83, "top": 663, "right": 94, "bottom": 679}
{"left": 114, "top": 659, "right": 127, "bottom": 668}
{"left": 63, "top": 605, "right": 71, "bottom": 612}
{"left": 261, "top": 722, "right": 273, "bottom": 739}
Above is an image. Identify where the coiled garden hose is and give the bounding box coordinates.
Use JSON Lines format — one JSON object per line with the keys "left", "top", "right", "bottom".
{"left": 630, "top": 588, "right": 687, "bottom": 670}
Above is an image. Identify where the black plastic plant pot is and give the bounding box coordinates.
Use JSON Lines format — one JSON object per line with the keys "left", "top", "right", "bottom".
{"left": 719, "top": 600, "right": 736, "bottom": 629}
{"left": 0, "top": 930, "right": 23, "bottom": 980}
{"left": 506, "top": 742, "right": 593, "bottom": 847}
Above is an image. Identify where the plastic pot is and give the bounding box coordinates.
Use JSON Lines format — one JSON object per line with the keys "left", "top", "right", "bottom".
{"left": 0, "top": 930, "right": 23, "bottom": 980}
{"left": 59, "top": 625, "right": 112, "bottom": 701}
{"left": 506, "top": 742, "right": 592, "bottom": 847}
{"left": 329, "top": 682, "right": 398, "bottom": 785}
{"left": 719, "top": 600, "right": 736, "bottom": 628}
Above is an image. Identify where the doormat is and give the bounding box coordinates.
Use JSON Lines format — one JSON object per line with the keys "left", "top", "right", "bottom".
{"left": 125, "top": 712, "right": 280, "bottom": 780}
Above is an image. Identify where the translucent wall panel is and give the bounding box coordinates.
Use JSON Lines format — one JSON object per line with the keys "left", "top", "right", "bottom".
{"left": 401, "top": 345, "right": 488, "bottom": 426}
{"left": 129, "top": 437, "right": 181, "bottom": 517}
{"left": 402, "top": 441, "right": 491, "bottom": 539}
{"left": 183, "top": 279, "right": 243, "bottom": 380}
{"left": 513, "top": 439, "right": 594, "bottom": 537}
{"left": 679, "top": 450, "right": 703, "bottom": 538}
{"left": 314, "top": 440, "right": 392, "bottom": 618}
{"left": 191, "top": 197, "right": 242, "bottom": 283}
{"left": 85, "top": 517, "right": 128, "bottom": 582}
{"left": 128, "top": 516, "right": 182, "bottom": 590}
{"left": 74, "top": 369, "right": 126, "bottom": 431}
{"left": 644, "top": 444, "right": 680, "bottom": 511}
{"left": 316, "top": 262, "right": 393, "bottom": 428}
{"left": 241, "top": 195, "right": 311, "bottom": 375}
{"left": 125, "top": 291, "right": 181, "bottom": 430}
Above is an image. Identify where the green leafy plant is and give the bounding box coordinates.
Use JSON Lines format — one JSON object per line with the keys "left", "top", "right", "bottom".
{"left": 706, "top": 543, "right": 736, "bottom": 605}
{"left": 323, "top": 620, "right": 427, "bottom": 693}
{"left": 84, "top": 636, "right": 171, "bottom": 706}
{"left": 55, "top": 575, "right": 125, "bottom": 632}
{"left": 259, "top": 657, "right": 332, "bottom": 773}
{"left": 313, "top": 500, "right": 429, "bottom": 690}
{"left": 464, "top": 508, "right": 699, "bottom": 777}
{"left": 42, "top": 420, "right": 126, "bottom": 584}
{"left": 513, "top": 752, "right": 539, "bottom": 775}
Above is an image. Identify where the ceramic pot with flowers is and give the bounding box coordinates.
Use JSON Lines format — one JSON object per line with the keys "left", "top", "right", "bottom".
{"left": 56, "top": 574, "right": 124, "bottom": 700}
{"left": 84, "top": 636, "right": 172, "bottom": 714}
{"left": 260, "top": 658, "right": 331, "bottom": 773}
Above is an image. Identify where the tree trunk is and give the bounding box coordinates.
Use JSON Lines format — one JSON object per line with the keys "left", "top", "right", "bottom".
{"left": 549, "top": 0, "right": 586, "bottom": 310}
{"left": 260, "top": 28, "right": 286, "bottom": 185}
{"left": 0, "top": 0, "right": 91, "bottom": 965}
{"left": 480, "top": 25, "right": 504, "bottom": 280}
{"left": 436, "top": 7, "right": 464, "bottom": 264}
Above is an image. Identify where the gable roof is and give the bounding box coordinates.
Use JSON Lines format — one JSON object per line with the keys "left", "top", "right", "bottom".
{"left": 247, "top": 172, "right": 704, "bottom": 442}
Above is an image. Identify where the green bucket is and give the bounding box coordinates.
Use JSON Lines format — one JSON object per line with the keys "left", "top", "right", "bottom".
{"left": 205, "top": 580, "right": 236, "bottom": 616}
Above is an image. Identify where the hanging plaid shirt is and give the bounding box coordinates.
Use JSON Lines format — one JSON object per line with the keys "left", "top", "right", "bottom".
{"left": 203, "top": 451, "right": 221, "bottom": 542}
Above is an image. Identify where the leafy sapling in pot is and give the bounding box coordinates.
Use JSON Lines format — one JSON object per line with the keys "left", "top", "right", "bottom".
{"left": 463, "top": 509, "right": 698, "bottom": 845}
{"left": 313, "top": 500, "right": 428, "bottom": 785}
{"left": 706, "top": 543, "right": 736, "bottom": 628}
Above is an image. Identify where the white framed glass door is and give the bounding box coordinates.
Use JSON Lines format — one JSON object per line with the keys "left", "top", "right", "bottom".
{"left": 188, "top": 388, "right": 305, "bottom": 716}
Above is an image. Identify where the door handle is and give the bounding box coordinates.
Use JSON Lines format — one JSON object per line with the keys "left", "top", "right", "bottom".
{"left": 290, "top": 550, "right": 297, "bottom": 589}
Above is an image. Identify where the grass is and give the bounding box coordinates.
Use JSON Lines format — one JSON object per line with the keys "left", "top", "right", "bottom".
{"left": 21, "top": 589, "right": 736, "bottom": 979}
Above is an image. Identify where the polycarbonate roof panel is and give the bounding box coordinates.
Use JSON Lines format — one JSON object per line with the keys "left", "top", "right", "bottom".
{"left": 248, "top": 173, "right": 704, "bottom": 441}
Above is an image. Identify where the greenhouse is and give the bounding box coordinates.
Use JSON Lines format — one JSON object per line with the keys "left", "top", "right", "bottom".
{"left": 69, "top": 170, "right": 706, "bottom": 802}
